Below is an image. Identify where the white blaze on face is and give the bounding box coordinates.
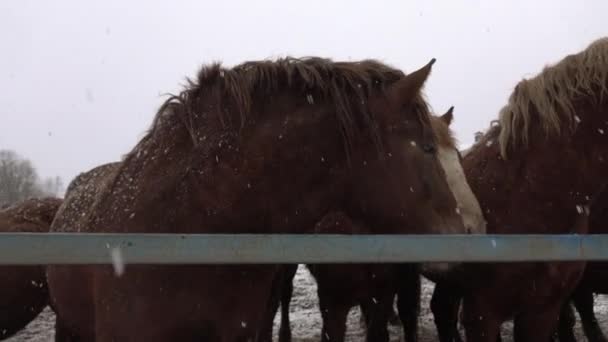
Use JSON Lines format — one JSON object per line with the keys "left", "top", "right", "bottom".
{"left": 436, "top": 145, "right": 486, "bottom": 234}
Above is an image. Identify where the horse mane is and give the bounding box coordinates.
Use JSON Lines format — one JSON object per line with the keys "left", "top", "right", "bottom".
{"left": 498, "top": 37, "right": 608, "bottom": 157}
{"left": 139, "top": 57, "right": 430, "bottom": 158}
{"left": 91, "top": 57, "right": 433, "bottom": 216}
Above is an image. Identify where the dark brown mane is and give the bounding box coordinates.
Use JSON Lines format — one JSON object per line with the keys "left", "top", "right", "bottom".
{"left": 139, "top": 57, "right": 432, "bottom": 157}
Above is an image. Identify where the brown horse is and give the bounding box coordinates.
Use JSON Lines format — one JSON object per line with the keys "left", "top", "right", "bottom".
{"left": 261, "top": 108, "right": 486, "bottom": 342}
{"left": 47, "top": 162, "right": 119, "bottom": 341}
{"left": 431, "top": 37, "right": 608, "bottom": 342}
{"left": 557, "top": 186, "right": 608, "bottom": 342}
{"left": 47, "top": 56, "right": 473, "bottom": 341}
{"left": 0, "top": 197, "right": 62, "bottom": 339}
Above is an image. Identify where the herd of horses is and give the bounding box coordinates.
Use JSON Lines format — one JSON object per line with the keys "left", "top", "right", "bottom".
{"left": 1, "top": 37, "right": 608, "bottom": 341}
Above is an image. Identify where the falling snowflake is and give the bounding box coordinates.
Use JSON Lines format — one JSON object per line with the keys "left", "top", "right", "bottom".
{"left": 110, "top": 247, "right": 125, "bottom": 277}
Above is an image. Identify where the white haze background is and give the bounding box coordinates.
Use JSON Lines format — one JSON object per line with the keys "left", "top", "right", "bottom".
{"left": 2, "top": 0, "right": 608, "bottom": 186}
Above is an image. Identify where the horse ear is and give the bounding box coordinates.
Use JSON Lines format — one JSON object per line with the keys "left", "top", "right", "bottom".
{"left": 440, "top": 106, "right": 454, "bottom": 126}
{"left": 391, "top": 58, "right": 436, "bottom": 104}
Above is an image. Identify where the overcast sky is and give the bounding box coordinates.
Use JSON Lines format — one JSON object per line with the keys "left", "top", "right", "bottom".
{"left": 2, "top": 0, "right": 608, "bottom": 188}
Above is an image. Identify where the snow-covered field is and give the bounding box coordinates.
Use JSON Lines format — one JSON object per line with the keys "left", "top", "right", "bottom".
{"left": 8, "top": 265, "right": 603, "bottom": 341}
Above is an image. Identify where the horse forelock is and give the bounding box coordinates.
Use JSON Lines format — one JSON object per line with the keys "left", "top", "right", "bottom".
{"left": 498, "top": 37, "right": 608, "bottom": 158}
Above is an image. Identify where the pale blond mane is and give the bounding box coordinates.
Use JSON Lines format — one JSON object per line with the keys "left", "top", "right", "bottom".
{"left": 498, "top": 37, "right": 608, "bottom": 157}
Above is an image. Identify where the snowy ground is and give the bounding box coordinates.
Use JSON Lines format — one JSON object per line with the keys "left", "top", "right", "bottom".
{"left": 8, "top": 265, "right": 604, "bottom": 341}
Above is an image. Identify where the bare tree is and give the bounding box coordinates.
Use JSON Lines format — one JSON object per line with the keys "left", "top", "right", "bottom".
{"left": 0, "top": 149, "right": 63, "bottom": 206}
{"left": 40, "top": 176, "right": 64, "bottom": 197}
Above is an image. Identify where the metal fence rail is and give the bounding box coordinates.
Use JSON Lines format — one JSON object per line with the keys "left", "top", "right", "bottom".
{"left": 0, "top": 233, "right": 607, "bottom": 265}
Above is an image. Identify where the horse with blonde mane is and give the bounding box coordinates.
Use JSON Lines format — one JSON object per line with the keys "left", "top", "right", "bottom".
{"left": 431, "top": 37, "right": 608, "bottom": 341}
{"left": 558, "top": 185, "right": 608, "bottom": 342}
{"left": 0, "top": 197, "right": 62, "bottom": 339}
{"left": 46, "top": 56, "right": 481, "bottom": 341}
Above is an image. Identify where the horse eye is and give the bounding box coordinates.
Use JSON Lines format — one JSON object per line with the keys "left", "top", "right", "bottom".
{"left": 422, "top": 143, "right": 436, "bottom": 154}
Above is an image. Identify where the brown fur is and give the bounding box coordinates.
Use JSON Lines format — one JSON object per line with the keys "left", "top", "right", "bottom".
{"left": 558, "top": 187, "right": 608, "bottom": 342}
{"left": 0, "top": 197, "right": 62, "bottom": 339}
{"left": 431, "top": 37, "right": 608, "bottom": 342}
{"left": 47, "top": 56, "right": 467, "bottom": 342}
{"left": 263, "top": 111, "right": 460, "bottom": 342}
{"left": 305, "top": 113, "right": 460, "bottom": 342}
{"left": 46, "top": 162, "right": 119, "bottom": 340}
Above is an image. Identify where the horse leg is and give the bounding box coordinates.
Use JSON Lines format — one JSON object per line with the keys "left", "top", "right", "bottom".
{"left": 556, "top": 302, "right": 576, "bottom": 342}
{"left": 388, "top": 300, "right": 400, "bottom": 326}
{"left": 462, "top": 294, "right": 502, "bottom": 342}
{"left": 319, "top": 296, "right": 349, "bottom": 342}
{"left": 397, "top": 267, "right": 420, "bottom": 342}
{"left": 257, "top": 264, "right": 298, "bottom": 342}
{"left": 512, "top": 304, "right": 562, "bottom": 342}
{"left": 54, "top": 318, "right": 86, "bottom": 342}
{"left": 431, "top": 281, "right": 463, "bottom": 342}
{"left": 257, "top": 265, "right": 294, "bottom": 342}
{"left": 278, "top": 265, "right": 297, "bottom": 342}
{"left": 572, "top": 287, "right": 608, "bottom": 342}
{"left": 363, "top": 295, "right": 392, "bottom": 342}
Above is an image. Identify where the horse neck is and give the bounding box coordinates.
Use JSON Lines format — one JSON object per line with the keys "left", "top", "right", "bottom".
{"left": 193, "top": 115, "right": 349, "bottom": 234}
{"left": 106, "top": 106, "right": 349, "bottom": 235}
{"left": 465, "top": 112, "right": 608, "bottom": 234}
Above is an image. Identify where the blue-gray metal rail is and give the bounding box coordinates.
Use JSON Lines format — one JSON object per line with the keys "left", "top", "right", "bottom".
{"left": 0, "top": 233, "right": 608, "bottom": 265}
